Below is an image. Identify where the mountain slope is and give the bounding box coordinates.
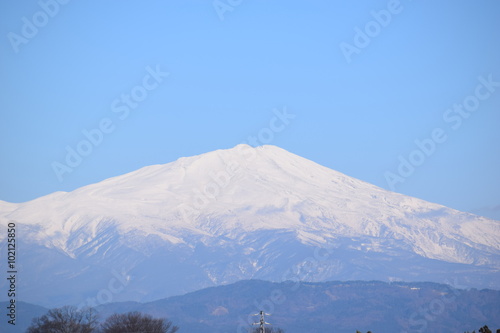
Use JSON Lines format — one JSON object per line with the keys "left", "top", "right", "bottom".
{"left": 6, "top": 280, "right": 500, "bottom": 333}
{"left": 95, "top": 279, "right": 500, "bottom": 333}
{"left": 0, "top": 145, "right": 499, "bottom": 307}
{"left": 0, "top": 301, "right": 48, "bottom": 333}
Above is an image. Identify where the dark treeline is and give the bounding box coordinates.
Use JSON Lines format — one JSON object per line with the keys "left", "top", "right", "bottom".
{"left": 25, "top": 306, "right": 178, "bottom": 333}
{"left": 24, "top": 305, "right": 499, "bottom": 333}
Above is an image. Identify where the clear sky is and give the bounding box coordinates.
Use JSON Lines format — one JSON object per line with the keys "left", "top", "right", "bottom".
{"left": 1, "top": 0, "right": 499, "bottom": 220}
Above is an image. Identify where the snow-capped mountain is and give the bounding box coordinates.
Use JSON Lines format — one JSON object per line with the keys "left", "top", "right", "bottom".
{"left": 1, "top": 145, "right": 499, "bottom": 307}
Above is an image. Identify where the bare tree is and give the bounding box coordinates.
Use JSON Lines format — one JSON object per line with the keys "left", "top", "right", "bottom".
{"left": 26, "top": 306, "right": 98, "bottom": 333}
{"left": 100, "top": 311, "right": 178, "bottom": 333}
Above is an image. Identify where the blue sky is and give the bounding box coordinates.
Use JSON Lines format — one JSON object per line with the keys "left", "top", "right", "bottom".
{"left": 1, "top": 0, "right": 499, "bottom": 220}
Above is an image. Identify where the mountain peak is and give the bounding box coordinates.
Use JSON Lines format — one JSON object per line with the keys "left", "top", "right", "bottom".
{"left": 7, "top": 144, "right": 498, "bottom": 253}
{"left": 1, "top": 146, "right": 499, "bottom": 306}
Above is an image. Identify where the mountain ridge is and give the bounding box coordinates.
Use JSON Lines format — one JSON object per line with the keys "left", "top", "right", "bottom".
{"left": 0, "top": 145, "right": 499, "bottom": 307}
{"left": 3, "top": 280, "right": 499, "bottom": 333}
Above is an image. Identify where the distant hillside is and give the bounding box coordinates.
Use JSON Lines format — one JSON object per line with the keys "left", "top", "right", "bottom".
{"left": 94, "top": 280, "right": 500, "bottom": 333}
{"left": 3, "top": 280, "right": 499, "bottom": 332}
{"left": 0, "top": 301, "right": 47, "bottom": 333}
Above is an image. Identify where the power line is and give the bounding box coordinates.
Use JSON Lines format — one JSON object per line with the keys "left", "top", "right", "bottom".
{"left": 252, "top": 311, "right": 271, "bottom": 333}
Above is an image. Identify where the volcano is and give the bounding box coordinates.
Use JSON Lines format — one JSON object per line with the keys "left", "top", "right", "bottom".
{"left": 0, "top": 144, "right": 498, "bottom": 307}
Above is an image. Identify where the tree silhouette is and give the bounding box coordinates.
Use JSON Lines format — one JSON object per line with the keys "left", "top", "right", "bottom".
{"left": 26, "top": 306, "right": 98, "bottom": 333}
{"left": 100, "top": 311, "right": 178, "bottom": 333}
{"left": 479, "top": 326, "right": 492, "bottom": 333}
{"left": 465, "top": 325, "right": 498, "bottom": 333}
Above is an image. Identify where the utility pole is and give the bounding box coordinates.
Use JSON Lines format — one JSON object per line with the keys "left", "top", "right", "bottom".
{"left": 252, "top": 311, "right": 271, "bottom": 333}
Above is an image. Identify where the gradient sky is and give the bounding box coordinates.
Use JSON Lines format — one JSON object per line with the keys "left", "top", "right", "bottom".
{"left": 1, "top": 0, "right": 499, "bottom": 220}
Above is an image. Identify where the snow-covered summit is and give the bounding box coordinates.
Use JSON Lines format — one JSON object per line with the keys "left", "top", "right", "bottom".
{"left": 1, "top": 145, "right": 499, "bottom": 307}
{"left": 6, "top": 144, "right": 498, "bottom": 257}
